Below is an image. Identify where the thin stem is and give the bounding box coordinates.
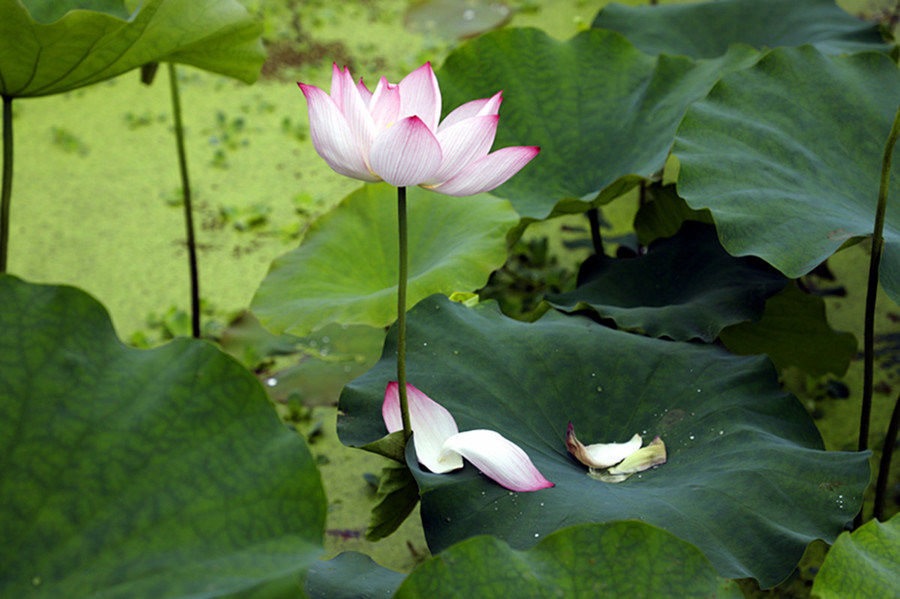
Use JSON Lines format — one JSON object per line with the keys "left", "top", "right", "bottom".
{"left": 587, "top": 208, "right": 604, "bottom": 257}
{"left": 856, "top": 104, "right": 900, "bottom": 527}
{"left": 1, "top": 95, "right": 13, "bottom": 273}
{"left": 397, "top": 186, "right": 411, "bottom": 438}
{"left": 873, "top": 390, "right": 900, "bottom": 521}
{"left": 168, "top": 63, "right": 201, "bottom": 338}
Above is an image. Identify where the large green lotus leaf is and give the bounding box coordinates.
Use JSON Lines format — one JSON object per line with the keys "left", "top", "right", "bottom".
{"left": 545, "top": 222, "right": 787, "bottom": 342}
{"left": 674, "top": 47, "right": 900, "bottom": 305}
{"left": 304, "top": 552, "right": 405, "bottom": 599}
{"left": 0, "top": 0, "right": 264, "bottom": 97}
{"left": 338, "top": 295, "right": 870, "bottom": 587}
{"left": 720, "top": 282, "right": 857, "bottom": 377}
{"left": 0, "top": 275, "right": 326, "bottom": 598}
{"left": 396, "top": 522, "right": 742, "bottom": 599}
{"left": 435, "top": 28, "right": 758, "bottom": 221}
{"left": 812, "top": 512, "right": 900, "bottom": 598}
{"left": 251, "top": 183, "right": 518, "bottom": 337}
{"left": 592, "top": 0, "right": 892, "bottom": 59}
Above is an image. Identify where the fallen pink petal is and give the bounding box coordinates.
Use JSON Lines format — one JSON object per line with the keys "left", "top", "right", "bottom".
{"left": 298, "top": 62, "right": 539, "bottom": 194}
{"left": 441, "top": 429, "right": 554, "bottom": 492}
{"left": 383, "top": 383, "right": 553, "bottom": 491}
{"left": 383, "top": 382, "right": 462, "bottom": 474}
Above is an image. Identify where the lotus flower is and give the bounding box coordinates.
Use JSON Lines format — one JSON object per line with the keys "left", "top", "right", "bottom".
{"left": 298, "top": 63, "right": 540, "bottom": 195}
{"left": 383, "top": 382, "right": 553, "bottom": 492}
{"left": 566, "top": 422, "right": 667, "bottom": 483}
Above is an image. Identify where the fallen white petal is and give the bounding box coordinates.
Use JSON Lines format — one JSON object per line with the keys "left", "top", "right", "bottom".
{"left": 440, "top": 429, "right": 553, "bottom": 492}
{"left": 566, "top": 422, "right": 642, "bottom": 469}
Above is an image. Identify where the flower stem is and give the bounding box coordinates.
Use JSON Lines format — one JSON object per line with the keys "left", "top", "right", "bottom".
{"left": 168, "top": 63, "right": 201, "bottom": 338}
{"left": 1, "top": 95, "right": 13, "bottom": 273}
{"left": 397, "top": 186, "right": 411, "bottom": 438}
{"left": 855, "top": 104, "right": 900, "bottom": 527}
{"left": 873, "top": 390, "right": 900, "bottom": 521}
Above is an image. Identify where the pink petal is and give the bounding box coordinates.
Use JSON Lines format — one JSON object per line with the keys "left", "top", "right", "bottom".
{"left": 439, "top": 91, "right": 503, "bottom": 131}
{"left": 337, "top": 67, "right": 377, "bottom": 164}
{"left": 383, "top": 383, "right": 463, "bottom": 474}
{"left": 440, "top": 430, "right": 554, "bottom": 492}
{"left": 426, "top": 115, "right": 498, "bottom": 185}
{"left": 369, "top": 116, "right": 443, "bottom": 186}
{"left": 398, "top": 62, "right": 442, "bottom": 131}
{"left": 368, "top": 77, "right": 401, "bottom": 130}
{"left": 298, "top": 82, "right": 379, "bottom": 182}
{"left": 329, "top": 64, "right": 344, "bottom": 111}
{"left": 356, "top": 77, "right": 373, "bottom": 105}
{"left": 426, "top": 145, "right": 539, "bottom": 197}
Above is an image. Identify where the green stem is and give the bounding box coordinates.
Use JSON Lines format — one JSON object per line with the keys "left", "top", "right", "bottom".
{"left": 587, "top": 208, "right": 604, "bottom": 257}
{"left": 397, "top": 187, "right": 412, "bottom": 439}
{"left": 856, "top": 104, "right": 900, "bottom": 527}
{"left": 1, "top": 95, "right": 13, "bottom": 273}
{"left": 168, "top": 63, "right": 201, "bottom": 338}
{"left": 397, "top": 186, "right": 411, "bottom": 438}
{"left": 873, "top": 390, "right": 900, "bottom": 521}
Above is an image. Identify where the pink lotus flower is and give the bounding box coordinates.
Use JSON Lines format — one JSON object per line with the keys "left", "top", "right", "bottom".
{"left": 383, "top": 382, "right": 553, "bottom": 492}
{"left": 298, "top": 63, "right": 540, "bottom": 195}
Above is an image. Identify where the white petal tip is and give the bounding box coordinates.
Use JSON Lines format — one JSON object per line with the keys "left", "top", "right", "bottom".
{"left": 442, "top": 429, "right": 553, "bottom": 492}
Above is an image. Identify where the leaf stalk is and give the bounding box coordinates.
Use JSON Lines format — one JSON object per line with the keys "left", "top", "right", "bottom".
{"left": 1, "top": 95, "right": 13, "bottom": 273}
{"left": 873, "top": 390, "right": 900, "bottom": 521}
{"left": 856, "top": 104, "right": 900, "bottom": 527}
{"left": 168, "top": 63, "right": 201, "bottom": 338}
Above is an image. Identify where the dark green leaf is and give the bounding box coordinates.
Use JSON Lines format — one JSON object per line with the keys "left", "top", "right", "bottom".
{"left": 720, "top": 282, "right": 857, "bottom": 377}
{"left": 396, "top": 522, "right": 743, "bottom": 599}
{"left": 547, "top": 222, "right": 787, "bottom": 342}
{"left": 367, "top": 461, "right": 420, "bottom": 542}
{"left": 673, "top": 47, "right": 900, "bottom": 304}
{"left": 0, "top": 275, "right": 326, "bottom": 598}
{"left": 339, "top": 295, "right": 870, "bottom": 587}
{"left": 812, "top": 512, "right": 900, "bottom": 598}
{"left": 633, "top": 183, "right": 713, "bottom": 245}
{"left": 251, "top": 183, "right": 518, "bottom": 337}
{"left": 1, "top": 0, "right": 264, "bottom": 97}
{"left": 592, "top": 0, "right": 892, "bottom": 59}
{"left": 436, "top": 28, "right": 758, "bottom": 221}
{"left": 304, "top": 552, "right": 406, "bottom": 599}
